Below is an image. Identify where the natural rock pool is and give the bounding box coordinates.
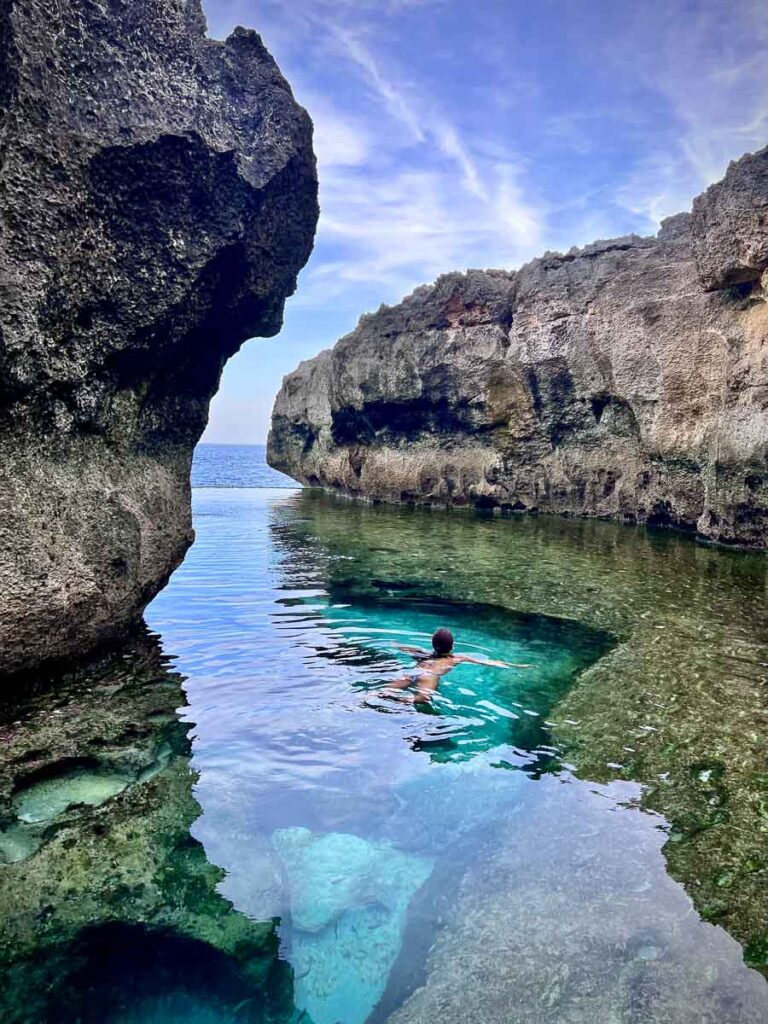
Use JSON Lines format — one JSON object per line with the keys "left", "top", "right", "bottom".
{"left": 2, "top": 478, "right": 768, "bottom": 1023}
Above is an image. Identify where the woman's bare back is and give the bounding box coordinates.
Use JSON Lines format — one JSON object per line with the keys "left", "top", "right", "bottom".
{"left": 377, "top": 639, "right": 527, "bottom": 704}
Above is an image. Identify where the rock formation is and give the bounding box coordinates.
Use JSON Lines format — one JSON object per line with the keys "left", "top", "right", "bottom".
{"left": 270, "top": 146, "right": 767, "bottom": 549}
{"left": 0, "top": 0, "right": 318, "bottom": 676}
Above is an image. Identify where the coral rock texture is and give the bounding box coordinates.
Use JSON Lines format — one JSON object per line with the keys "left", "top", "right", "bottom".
{"left": 269, "top": 147, "right": 768, "bottom": 548}
{"left": 0, "top": 0, "right": 318, "bottom": 675}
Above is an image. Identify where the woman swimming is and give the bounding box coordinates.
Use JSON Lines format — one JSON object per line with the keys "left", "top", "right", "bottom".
{"left": 378, "top": 627, "right": 529, "bottom": 704}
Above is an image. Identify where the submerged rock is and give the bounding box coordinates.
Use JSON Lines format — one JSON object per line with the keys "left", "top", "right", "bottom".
{"left": 385, "top": 775, "right": 768, "bottom": 1024}
{"left": 272, "top": 827, "right": 432, "bottom": 1024}
{"left": 269, "top": 146, "right": 767, "bottom": 549}
{"left": 12, "top": 761, "right": 135, "bottom": 824}
{"left": 274, "top": 491, "right": 768, "bottom": 976}
{"left": 0, "top": 0, "right": 318, "bottom": 676}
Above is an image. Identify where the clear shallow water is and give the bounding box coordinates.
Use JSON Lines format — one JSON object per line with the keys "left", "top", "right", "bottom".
{"left": 4, "top": 448, "right": 768, "bottom": 1023}
{"left": 139, "top": 482, "right": 768, "bottom": 1024}
{"left": 148, "top": 488, "right": 613, "bottom": 1024}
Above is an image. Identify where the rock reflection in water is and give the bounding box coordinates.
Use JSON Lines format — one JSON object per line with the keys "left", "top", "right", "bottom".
{"left": 143, "top": 487, "right": 768, "bottom": 1024}
{"left": 0, "top": 632, "right": 288, "bottom": 1024}
{"left": 4, "top": 485, "right": 766, "bottom": 1023}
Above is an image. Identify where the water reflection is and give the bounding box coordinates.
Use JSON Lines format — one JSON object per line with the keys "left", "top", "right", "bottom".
{"left": 3, "top": 485, "right": 765, "bottom": 1022}
{"left": 142, "top": 488, "right": 768, "bottom": 1024}
{"left": 0, "top": 632, "right": 287, "bottom": 1024}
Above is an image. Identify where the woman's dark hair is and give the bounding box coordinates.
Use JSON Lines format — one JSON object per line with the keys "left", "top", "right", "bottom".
{"left": 432, "top": 628, "right": 454, "bottom": 655}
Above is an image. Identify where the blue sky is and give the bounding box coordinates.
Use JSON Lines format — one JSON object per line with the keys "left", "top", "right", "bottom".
{"left": 200, "top": 0, "right": 768, "bottom": 443}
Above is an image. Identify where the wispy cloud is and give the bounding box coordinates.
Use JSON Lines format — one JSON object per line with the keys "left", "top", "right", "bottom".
{"left": 304, "top": 96, "right": 372, "bottom": 168}
{"left": 611, "top": 0, "right": 768, "bottom": 227}
{"left": 328, "top": 26, "right": 426, "bottom": 143}
{"left": 325, "top": 25, "right": 497, "bottom": 207}
{"left": 204, "top": 0, "right": 546, "bottom": 306}
{"left": 300, "top": 159, "right": 544, "bottom": 306}
{"left": 432, "top": 121, "right": 487, "bottom": 201}
{"left": 200, "top": 0, "right": 768, "bottom": 441}
{"left": 303, "top": 20, "right": 545, "bottom": 302}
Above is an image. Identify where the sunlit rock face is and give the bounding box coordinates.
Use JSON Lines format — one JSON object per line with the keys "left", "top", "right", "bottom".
{"left": 692, "top": 146, "right": 768, "bottom": 291}
{"left": 269, "top": 146, "right": 767, "bottom": 549}
{"left": 0, "top": 0, "right": 318, "bottom": 675}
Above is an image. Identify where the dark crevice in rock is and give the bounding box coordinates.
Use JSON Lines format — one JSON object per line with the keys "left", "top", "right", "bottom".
{"left": 7, "top": 921, "right": 285, "bottom": 1024}
{"left": 591, "top": 394, "right": 610, "bottom": 423}
{"left": 331, "top": 397, "right": 485, "bottom": 446}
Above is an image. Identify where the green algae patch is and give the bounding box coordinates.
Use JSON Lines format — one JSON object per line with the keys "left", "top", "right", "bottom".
{"left": 746, "top": 935, "right": 768, "bottom": 969}
{"left": 277, "top": 491, "right": 768, "bottom": 975}
{"left": 0, "top": 739, "right": 175, "bottom": 868}
{"left": 0, "top": 633, "right": 286, "bottom": 1024}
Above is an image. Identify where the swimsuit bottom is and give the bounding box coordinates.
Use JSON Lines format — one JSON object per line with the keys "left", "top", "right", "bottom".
{"left": 409, "top": 669, "right": 435, "bottom": 684}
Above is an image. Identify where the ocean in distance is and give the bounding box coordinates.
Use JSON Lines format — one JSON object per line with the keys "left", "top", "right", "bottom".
{"left": 192, "top": 443, "right": 297, "bottom": 489}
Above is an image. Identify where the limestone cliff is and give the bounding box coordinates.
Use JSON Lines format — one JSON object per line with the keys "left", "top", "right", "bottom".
{"left": 0, "top": 0, "right": 318, "bottom": 675}
{"left": 269, "top": 147, "right": 767, "bottom": 549}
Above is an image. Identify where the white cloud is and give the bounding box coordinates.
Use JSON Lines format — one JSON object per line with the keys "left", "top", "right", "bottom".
{"left": 296, "top": 157, "right": 545, "bottom": 311}
{"left": 286, "top": 17, "right": 546, "bottom": 304}
{"left": 328, "top": 26, "right": 427, "bottom": 143}
{"left": 494, "top": 162, "right": 544, "bottom": 248}
{"left": 306, "top": 98, "right": 371, "bottom": 168}
{"left": 214, "top": 3, "right": 544, "bottom": 304}
{"left": 432, "top": 120, "right": 487, "bottom": 201}
{"left": 616, "top": 152, "right": 695, "bottom": 227}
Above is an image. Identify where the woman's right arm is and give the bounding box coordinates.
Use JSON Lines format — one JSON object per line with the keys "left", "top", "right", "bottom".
{"left": 396, "top": 643, "right": 430, "bottom": 657}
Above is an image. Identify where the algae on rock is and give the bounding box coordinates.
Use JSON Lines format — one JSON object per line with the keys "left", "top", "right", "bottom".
{"left": 0, "top": 634, "right": 289, "bottom": 1023}
{"left": 272, "top": 490, "right": 768, "bottom": 975}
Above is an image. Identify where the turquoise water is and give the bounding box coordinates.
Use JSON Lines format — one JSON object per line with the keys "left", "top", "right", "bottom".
{"left": 305, "top": 595, "right": 608, "bottom": 764}
{"left": 5, "top": 446, "right": 768, "bottom": 1022}
{"left": 137, "top": 457, "right": 768, "bottom": 1024}
{"left": 148, "top": 487, "right": 611, "bottom": 1024}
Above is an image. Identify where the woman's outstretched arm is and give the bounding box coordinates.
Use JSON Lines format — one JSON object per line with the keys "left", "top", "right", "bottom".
{"left": 457, "top": 654, "right": 532, "bottom": 669}
{"left": 396, "top": 643, "right": 430, "bottom": 657}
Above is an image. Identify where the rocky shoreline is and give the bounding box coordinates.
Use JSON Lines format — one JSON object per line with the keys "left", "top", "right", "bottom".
{"left": 0, "top": 632, "right": 289, "bottom": 1023}
{"left": 269, "top": 146, "right": 768, "bottom": 550}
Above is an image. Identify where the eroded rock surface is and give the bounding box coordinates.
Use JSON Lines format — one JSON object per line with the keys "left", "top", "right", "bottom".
{"left": 270, "top": 146, "right": 767, "bottom": 548}
{"left": 0, "top": 0, "right": 318, "bottom": 675}
{"left": 384, "top": 776, "right": 768, "bottom": 1024}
